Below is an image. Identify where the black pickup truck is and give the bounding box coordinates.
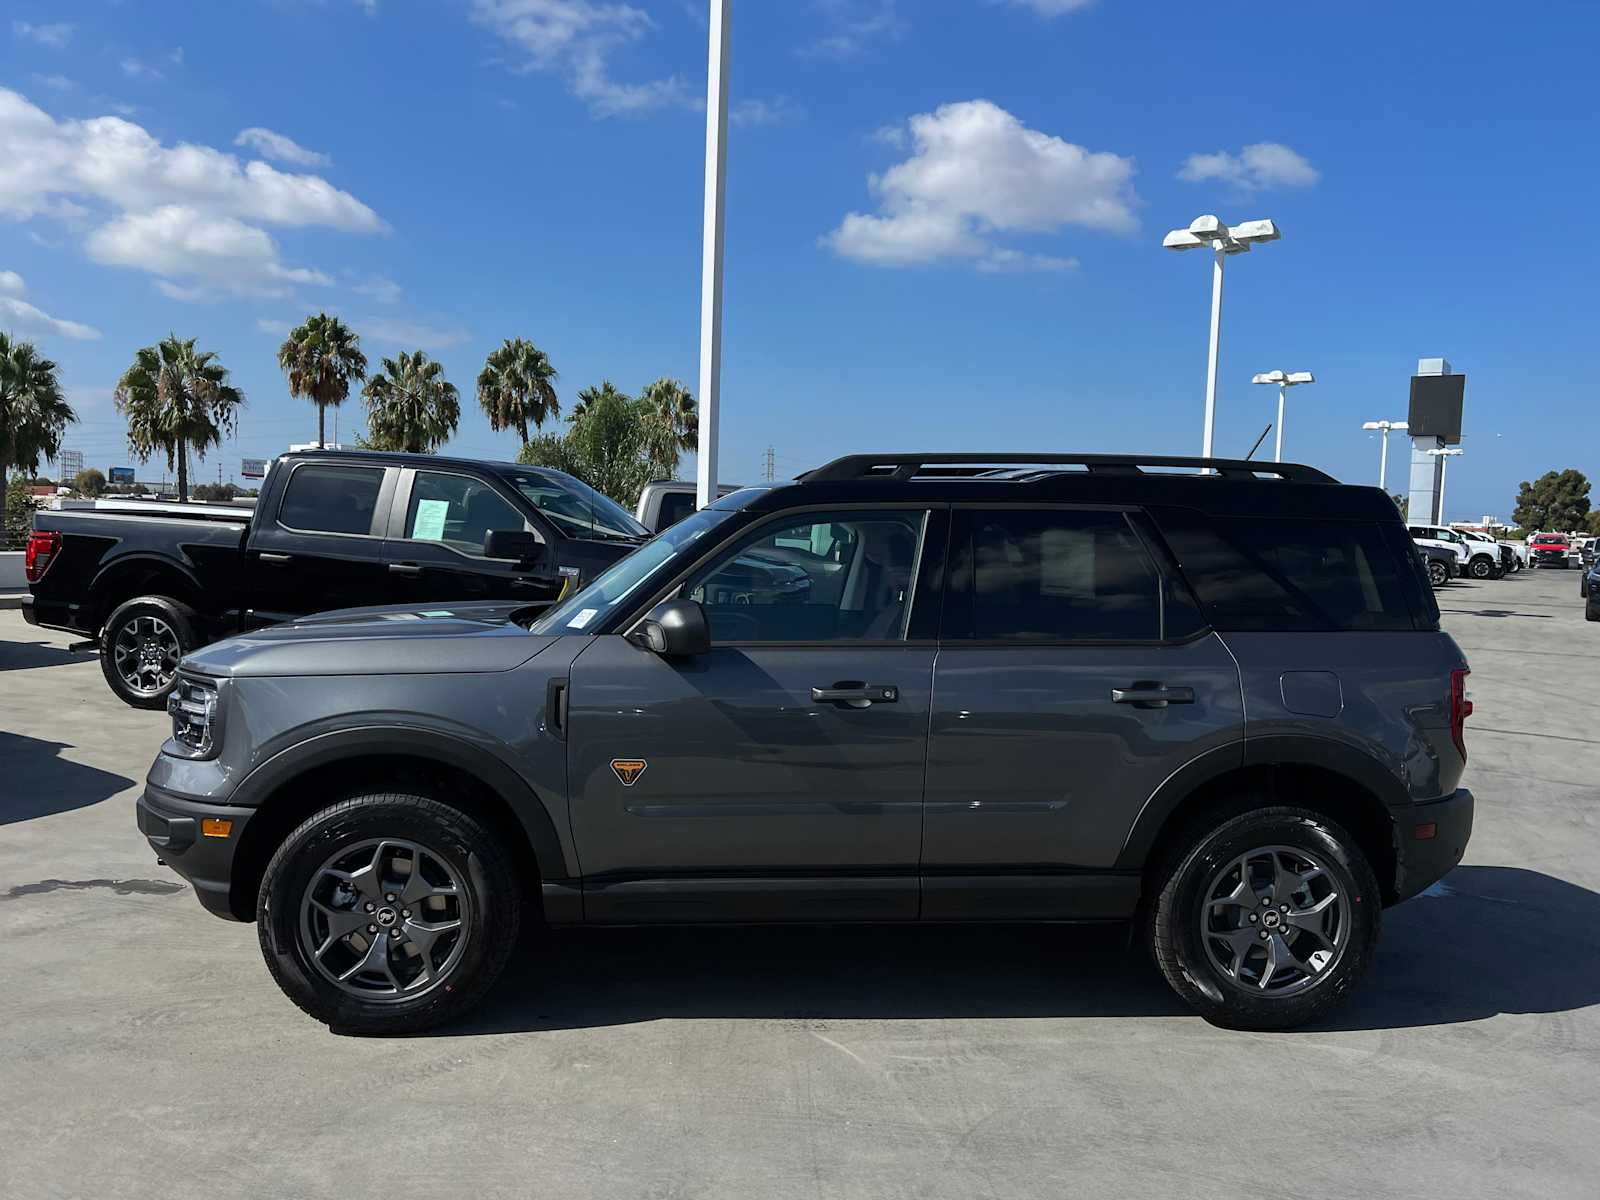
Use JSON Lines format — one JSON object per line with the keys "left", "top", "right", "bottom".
{"left": 22, "top": 449, "right": 648, "bottom": 707}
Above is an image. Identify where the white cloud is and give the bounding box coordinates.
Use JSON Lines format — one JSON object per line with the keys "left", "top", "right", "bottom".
{"left": 1178, "top": 143, "right": 1319, "bottom": 191}
{"left": 799, "top": 0, "right": 901, "bottom": 61}
{"left": 731, "top": 96, "right": 804, "bottom": 129}
{"left": 235, "top": 127, "right": 331, "bottom": 168}
{"left": 352, "top": 276, "right": 403, "bottom": 303}
{"left": 823, "top": 99, "right": 1137, "bottom": 270}
{"left": 1003, "top": 0, "right": 1097, "bottom": 15}
{"left": 32, "top": 74, "right": 74, "bottom": 91}
{"left": 12, "top": 21, "right": 73, "bottom": 48}
{"left": 0, "top": 88, "right": 384, "bottom": 231}
{"left": 0, "top": 269, "right": 101, "bottom": 340}
{"left": 86, "top": 206, "right": 333, "bottom": 298}
{"left": 469, "top": 0, "right": 694, "bottom": 116}
{"left": 255, "top": 317, "right": 292, "bottom": 336}
{"left": 362, "top": 316, "right": 471, "bottom": 350}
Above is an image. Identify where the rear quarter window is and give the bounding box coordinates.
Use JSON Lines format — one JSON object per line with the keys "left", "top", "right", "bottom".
{"left": 1152, "top": 509, "right": 1421, "bottom": 632}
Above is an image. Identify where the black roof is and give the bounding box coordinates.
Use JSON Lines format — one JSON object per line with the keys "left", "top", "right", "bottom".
{"left": 285, "top": 448, "right": 544, "bottom": 477}
{"left": 720, "top": 453, "right": 1398, "bottom": 522}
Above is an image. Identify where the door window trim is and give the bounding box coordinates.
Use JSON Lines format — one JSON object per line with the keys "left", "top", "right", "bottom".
{"left": 941, "top": 501, "right": 1208, "bottom": 647}
{"left": 617, "top": 503, "right": 950, "bottom": 647}
{"left": 384, "top": 467, "right": 543, "bottom": 561}
{"left": 271, "top": 461, "right": 395, "bottom": 541}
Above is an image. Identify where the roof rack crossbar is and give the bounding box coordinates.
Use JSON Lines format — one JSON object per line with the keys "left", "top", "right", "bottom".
{"left": 801, "top": 453, "right": 1335, "bottom": 484}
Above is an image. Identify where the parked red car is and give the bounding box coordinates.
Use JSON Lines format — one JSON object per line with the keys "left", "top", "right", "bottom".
{"left": 1529, "top": 533, "right": 1572, "bottom": 568}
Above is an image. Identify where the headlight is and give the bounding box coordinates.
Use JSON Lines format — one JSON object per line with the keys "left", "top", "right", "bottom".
{"left": 167, "top": 675, "right": 223, "bottom": 759}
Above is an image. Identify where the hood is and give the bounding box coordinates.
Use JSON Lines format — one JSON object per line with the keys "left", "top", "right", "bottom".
{"left": 182, "top": 600, "right": 562, "bottom": 679}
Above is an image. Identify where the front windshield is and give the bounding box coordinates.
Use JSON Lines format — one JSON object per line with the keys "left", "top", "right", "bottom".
{"left": 505, "top": 469, "right": 649, "bottom": 542}
{"left": 532, "top": 506, "right": 736, "bottom": 635}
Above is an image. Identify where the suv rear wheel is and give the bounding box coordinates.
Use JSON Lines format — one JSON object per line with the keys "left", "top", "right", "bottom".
{"left": 258, "top": 792, "right": 521, "bottom": 1034}
{"left": 1150, "top": 805, "right": 1380, "bottom": 1030}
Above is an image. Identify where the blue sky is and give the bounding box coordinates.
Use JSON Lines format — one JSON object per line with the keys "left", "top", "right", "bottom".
{"left": 2, "top": 0, "right": 1596, "bottom": 521}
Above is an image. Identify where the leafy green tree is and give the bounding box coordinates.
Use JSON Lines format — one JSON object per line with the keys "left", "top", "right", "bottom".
{"left": 638, "top": 377, "right": 698, "bottom": 472}
{"left": 192, "top": 482, "right": 239, "bottom": 503}
{"left": 73, "top": 467, "right": 106, "bottom": 497}
{"left": 0, "top": 332, "right": 75, "bottom": 488}
{"left": 115, "top": 335, "right": 246, "bottom": 503}
{"left": 362, "top": 350, "right": 460, "bottom": 454}
{"left": 278, "top": 313, "right": 368, "bottom": 448}
{"left": 1390, "top": 493, "right": 1408, "bottom": 520}
{"left": 1584, "top": 511, "right": 1600, "bottom": 537}
{"left": 1512, "top": 469, "right": 1591, "bottom": 532}
{"left": 5, "top": 473, "right": 39, "bottom": 548}
{"left": 518, "top": 380, "right": 696, "bottom": 506}
{"left": 477, "top": 337, "right": 559, "bottom": 447}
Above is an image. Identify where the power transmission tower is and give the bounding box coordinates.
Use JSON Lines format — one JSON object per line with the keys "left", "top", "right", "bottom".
{"left": 763, "top": 446, "right": 775, "bottom": 482}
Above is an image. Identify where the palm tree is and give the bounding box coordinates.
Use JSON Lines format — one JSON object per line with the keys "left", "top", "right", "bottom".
{"left": 476, "top": 337, "right": 559, "bottom": 447}
{"left": 0, "top": 332, "right": 75, "bottom": 487}
{"left": 362, "top": 350, "right": 460, "bottom": 454}
{"left": 638, "top": 377, "right": 697, "bottom": 474}
{"left": 277, "top": 313, "right": 367, "bottom": 448}
{"left": 115, "top": 335, "right": 245, "bottom": 503}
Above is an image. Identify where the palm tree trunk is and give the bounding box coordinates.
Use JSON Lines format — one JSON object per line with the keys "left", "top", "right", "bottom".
{"left": 318, "top": 402, "right": 326, "bottom": 448}
{"left": 177, "top": 442, "right": 188, "bottom": 503}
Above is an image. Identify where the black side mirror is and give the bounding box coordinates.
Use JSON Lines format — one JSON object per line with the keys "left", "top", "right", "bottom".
{"left": 630, "top": 598, "right": 711, "bottom": 657}
{"left": 484, "top": 529, "right": 543, "bottom": 563}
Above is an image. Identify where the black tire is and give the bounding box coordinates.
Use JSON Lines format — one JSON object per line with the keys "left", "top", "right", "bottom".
{"left": 257, "top": 792, "right": 522, "bottom": 1034}
{"left": 1149, "top": 804, "right": 1381, "bottom": 1031}
{"left": 1468, "top": 556, "right": 1495, "bottom": 580}
{"left": 1427, "top": 560, "right": 1449, "bottom": 588}
{"left": 98, "top": 594, "right": 198, "bottom": 709}
{"left": 1586, "top": 602, "right": 1599, "bottom": 623}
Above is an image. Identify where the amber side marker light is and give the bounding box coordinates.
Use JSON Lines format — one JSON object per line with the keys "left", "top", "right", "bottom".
{"left": 201, "top": 818, "right": 233, "bottom": 839}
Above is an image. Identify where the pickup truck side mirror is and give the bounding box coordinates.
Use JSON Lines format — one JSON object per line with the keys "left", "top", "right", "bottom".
{"left": 630, "top": 598, "right": 711, "bottom": 657}
{"left": 483, "top": 529, "right": 544, "bottom": 563}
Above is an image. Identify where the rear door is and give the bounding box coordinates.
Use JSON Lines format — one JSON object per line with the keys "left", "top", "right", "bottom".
{"left": 243, "top": 461, "right": 395, "bottom": 624}
{"left": 381, "top": 467, "right": 562, "bottom": 606}
{"left": 922, "top": 505, "right": 1243, "bottom": 919}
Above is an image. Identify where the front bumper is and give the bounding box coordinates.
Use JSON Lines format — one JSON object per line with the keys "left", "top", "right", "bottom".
{"left": 1392, "top": 788, "right": 1473, "bottom": 903}
{"left": 137, "top": 783, "right": 255, "bottom": 920}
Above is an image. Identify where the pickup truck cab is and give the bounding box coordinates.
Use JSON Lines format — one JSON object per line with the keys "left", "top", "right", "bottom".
{"left": 23, "top": 450, "right": 648, "bottom": 707}
{"left": 634, "top": 479, "right": 742, "bottom": 533}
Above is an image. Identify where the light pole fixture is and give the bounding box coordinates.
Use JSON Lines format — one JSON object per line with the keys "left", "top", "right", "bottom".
{"left": 1428, "top": 446, "right": 1464, "bottom": 524}
{"left": 1164, "top": 215, "right": 1281, "bottom": 460}
{"left": 1361, "top": 420, "right": 1408, "bottom": 490}
{"left": 695, "top": 0, "right": 731, "bottom": 510}
{"left": 1251, "top": 370, "right": 1314, "bottom": 462}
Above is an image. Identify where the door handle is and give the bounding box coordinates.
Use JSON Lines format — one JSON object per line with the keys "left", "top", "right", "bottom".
{"left": 1111, "top": 685, "right": 1195, "bottom": 708}
{"left": 258, "top": 551, "right": 292, "bottom": 564}
{"left": 388, "top": 562, "right": 423, "bottom": 576}
{"left": 812, "top": 683, "right": 898, "bottom": 705}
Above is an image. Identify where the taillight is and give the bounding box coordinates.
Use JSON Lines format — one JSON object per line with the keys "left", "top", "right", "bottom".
{"left": 24, "top": 530, "right": 61, "bottom": 583}
{"left": 1449, "top": 667, "right": 1472, "bottom": 761}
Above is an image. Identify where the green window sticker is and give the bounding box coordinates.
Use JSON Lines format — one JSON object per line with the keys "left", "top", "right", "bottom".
{"left": 411, "top": 497, "right": 450, "bottom": 541}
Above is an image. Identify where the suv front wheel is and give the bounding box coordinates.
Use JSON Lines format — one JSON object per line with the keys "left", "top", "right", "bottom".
{"left": 258, "top": 792, "right": 522, "bottom": 1034}
{"left": 1150, "top": 805, "right": 1380, "bottom": 1030}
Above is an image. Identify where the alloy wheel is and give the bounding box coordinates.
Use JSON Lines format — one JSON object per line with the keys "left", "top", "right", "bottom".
{"left": 111, "top": 614, "right": 182, "bottom": 697}
{"left": 298, "top": 838, "right": 470, "bottom": 1002}
{"left": 1199, "top": 845, "right": 1348, "bottom": 997}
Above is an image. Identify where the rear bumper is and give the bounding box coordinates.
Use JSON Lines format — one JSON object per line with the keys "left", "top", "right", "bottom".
{"left": 137, "top": 783, "right": 254, "bottom": 920}
{"left": 1392, "top": 788, "right": 1473, "bottom": 903}
{"left": 20, "top": 592, "right": 94, "bottom": 635}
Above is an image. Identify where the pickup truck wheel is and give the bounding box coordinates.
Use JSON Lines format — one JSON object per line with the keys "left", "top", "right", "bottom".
{"left": 1469, "top": 556, "right": 1495, "bottom": 580}
{"left": 257, "top": 793, "right": 521, "bottom": 1035}
{"left": 1427, "top": 560, "right": 1449, "bottom": 588}
{"left": 1150, "top": 805, "right": 1380, "bottom": 1031}
{"left": 98, "top": 595, "right": 197, "bottom": 709}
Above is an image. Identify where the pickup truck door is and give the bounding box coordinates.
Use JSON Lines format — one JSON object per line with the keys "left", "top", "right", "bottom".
{"left": 564, "top": 507, "right": 946, "bottom": 923}
{"left": 242, "top": 462, "right": 396, "bottom": 625}
{"left": 381, "top": 467, "right": 563, "bottom": 606}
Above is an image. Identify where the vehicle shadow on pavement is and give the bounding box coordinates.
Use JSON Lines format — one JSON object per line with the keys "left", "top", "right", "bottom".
{"left": 0, "top": 732, "right": 136, "bottom": 824}
{"left": 0, "top": 636, "right": 95, "bottom": 671}
{"left": 446, "top": 865, "right": 1599, "bottom": 1036}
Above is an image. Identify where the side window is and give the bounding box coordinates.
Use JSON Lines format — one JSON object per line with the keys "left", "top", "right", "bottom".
{"left": 949, "top": 509, "right": 1161, "bottom": 641}
{"left": 403, "top": 472, "right": 529, "bottom": 558}
{"left": 278, "top": 465, "right": 384, "bottom": 535}
{"left": 656, "top": 491, "right": 696, "bottom": 529}
{"left": 686, "top": 511, "right": 925, "bottom": 642}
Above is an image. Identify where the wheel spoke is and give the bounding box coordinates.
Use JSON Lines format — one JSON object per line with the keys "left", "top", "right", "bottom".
{"left": 312, "top": 902, "right": 369, "bottom": 954}
{"left": 1211, "top": 856, "right": 1264, "bottom": 910}
{"left": 339, "top": 931, "right": 398, "bottom": 989}
{"left": 400, "top": 868, "right": 456, "bottom": 906}
{"left": 402, "top": 916, "right": 461, "bottom": 960}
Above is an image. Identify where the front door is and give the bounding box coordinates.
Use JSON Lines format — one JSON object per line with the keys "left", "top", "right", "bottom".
{"left": 566, "top": 507, "right": 944, "bottom": 922}
{"left": 922, "top": 506, "right": 1243, "bottom": 919}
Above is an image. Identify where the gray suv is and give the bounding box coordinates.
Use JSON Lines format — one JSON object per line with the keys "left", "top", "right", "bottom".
{"left": 138, "top": 454, "right": 1474, "bottom": 1033}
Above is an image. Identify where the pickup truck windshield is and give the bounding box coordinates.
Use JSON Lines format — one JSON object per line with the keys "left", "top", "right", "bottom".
{"left": 505, "top": 470, "right": 649, "bottom": 542}
{"left": 532, "top": 507, "right": 735, "bottom": 635}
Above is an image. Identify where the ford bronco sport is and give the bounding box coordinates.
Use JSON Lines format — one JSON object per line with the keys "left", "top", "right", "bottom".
{"left": 138, "top": 453, "right": 1474, "bottom": 1033}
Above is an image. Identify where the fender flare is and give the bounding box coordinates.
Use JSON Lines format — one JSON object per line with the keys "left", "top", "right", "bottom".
{"left": 1115, "top": 734, "right": 1405, "bottom": 870}
{"left": 232, "top": 724, "right": 573, "bottom": 883}
{"left": 90, "top": 553, "right": 205, "bottom": 623}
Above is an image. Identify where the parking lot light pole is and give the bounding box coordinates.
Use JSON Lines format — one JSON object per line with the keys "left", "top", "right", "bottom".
{"left": 1428, "top": 446, "right": 1464, "bottom": 524}
{"left": 695, "top": 0, "right": 731, "bottom": 510}
{"left": 1362, "top": 420, "right": 1409, "bottom": 490}
{"left": 1163, "top": 215, "right": 1281, "bottom": 460}
{"left": 1251, "top": 370, "right": 1315, "bottom": 462}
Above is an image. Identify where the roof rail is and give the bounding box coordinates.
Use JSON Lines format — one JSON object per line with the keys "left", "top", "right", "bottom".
{"left": 800, "top": 453, "right": 1336, "bottom": 484}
